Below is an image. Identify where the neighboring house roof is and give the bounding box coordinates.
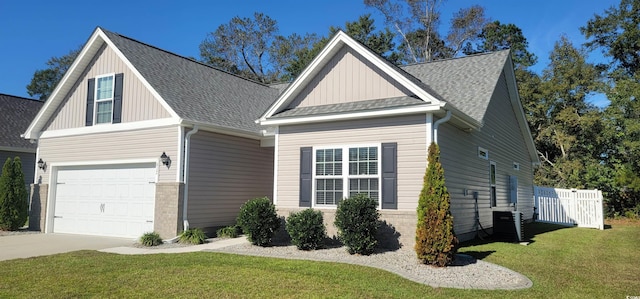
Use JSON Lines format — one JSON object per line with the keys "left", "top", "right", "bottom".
{"left": 0, "top": 94, "right": 42, "bottom": 152}
{"left": 24, "top": 27, "right": 279, "bottom": 140}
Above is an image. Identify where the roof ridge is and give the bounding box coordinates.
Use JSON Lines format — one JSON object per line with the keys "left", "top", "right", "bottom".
{"left": 402, "top": 49, "right": 510, "bottom": 67}
{"left": 0, "top": 93, "right": 40, "bottom": 102}
{"left": 100, "top": 28, "right": 275, "bottom": 89}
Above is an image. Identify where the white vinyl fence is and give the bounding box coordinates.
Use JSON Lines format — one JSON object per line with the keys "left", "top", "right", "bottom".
{"left": 534, "top": 186, "right": 604, "bottom": 230}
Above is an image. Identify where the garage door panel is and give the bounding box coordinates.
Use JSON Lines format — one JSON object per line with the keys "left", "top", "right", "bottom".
{"left": 53, "top": 163, "right": 156, "bottom": 238}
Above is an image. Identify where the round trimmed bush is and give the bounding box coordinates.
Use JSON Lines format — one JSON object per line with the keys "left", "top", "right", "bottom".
{"left": 286, "top": 209, "right": 327, "bottom": 250}
{"left": 334, "top": 194, "right": 380, "bottom": 255}
{"left": 236, "top": 197, "right": 280, "bottom": 246}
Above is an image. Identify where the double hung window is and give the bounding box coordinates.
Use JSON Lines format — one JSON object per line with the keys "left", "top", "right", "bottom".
{"left": 95, "top": 74, "right": 114, "bottom": 124}
{"left": 314, "top": 145, "right": 380, "bottom": 207}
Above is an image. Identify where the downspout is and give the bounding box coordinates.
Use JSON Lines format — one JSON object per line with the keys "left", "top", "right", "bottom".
{"left": 433, "top": 111, "right": 452, "bottom": 143}
{"left": 182, "top": 125, "right": 199, "bottom": 231}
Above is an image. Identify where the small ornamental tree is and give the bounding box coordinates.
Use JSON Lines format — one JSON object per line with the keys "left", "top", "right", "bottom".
{"left": 0, "top": 157, "right": 29, "bottom": 231}
{"left": 415, "top": 142, "right": 458, "bottom": 267}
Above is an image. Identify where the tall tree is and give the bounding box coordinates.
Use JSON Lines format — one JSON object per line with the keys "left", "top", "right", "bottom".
{"left": 464, "top": 20, "right": 537, "bottom": 69}
{"left": 365, "top": 0, "right": 488, "bottom": 62}
{"left": 27, "top": 47, "right": 80, "bottom": 101}
{"left": 200, "top": 12, "right": 316, "bottom": 83}
{"left": 581, "top": 0, "right": 640, "bottom": 77}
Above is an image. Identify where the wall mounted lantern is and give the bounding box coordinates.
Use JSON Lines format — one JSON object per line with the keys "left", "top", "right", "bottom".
{"left": 160, "top": 152, "right": 171, "bottom": 168}
{"left": 37, "top": 158, "right": 46, "bottom": 170}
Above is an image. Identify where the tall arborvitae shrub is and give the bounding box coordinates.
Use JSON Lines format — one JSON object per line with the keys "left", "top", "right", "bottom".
{"left": 0, "top": 157, "right": 29, "bottom": 230}
{"left": 415, "top": 142, "right": 458, "bottom": 267}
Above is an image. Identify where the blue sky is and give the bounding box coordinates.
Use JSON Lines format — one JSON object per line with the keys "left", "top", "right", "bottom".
{"left": 0, "top": 0, "right": 617, "bottom": 106}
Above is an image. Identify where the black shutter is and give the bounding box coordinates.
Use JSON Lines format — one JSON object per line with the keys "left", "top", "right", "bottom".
{"left": 85, "top": 78, "right": 95, "bottom": 126}
{"left": 381, "top": 142, "right": 397, "bottom": 209}
{"left": 112, "top": 73, "right": 124, "bottom": 123}
{"left": 299, "top": 147, "right": 312, "bottom": 207}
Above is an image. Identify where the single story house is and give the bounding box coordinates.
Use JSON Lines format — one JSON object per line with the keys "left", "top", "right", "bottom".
{"left": 25, "top": 27, "right": 538, "bottom": 245}
{"left": 23, "top": 27, "right": 276, "bottom": 238}
{"left": 257, "top": 31, "right": 539, "bottom": 244}
{"left": 0, "top": 93, "right": 42, "bottom": 188}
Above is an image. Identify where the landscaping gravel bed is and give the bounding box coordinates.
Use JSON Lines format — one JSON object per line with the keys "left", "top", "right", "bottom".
{"left": 208, "top": 242, "right": 533, "bottom": 290}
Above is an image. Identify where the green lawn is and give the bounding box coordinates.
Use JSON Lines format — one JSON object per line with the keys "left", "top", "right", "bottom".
{"left": 0, "top": 221, "right": 638, "bottom": 298}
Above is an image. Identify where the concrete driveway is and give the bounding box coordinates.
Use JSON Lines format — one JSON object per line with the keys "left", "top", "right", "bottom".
{"left": 0, "top": 233, "right": 134, "bottom": 261}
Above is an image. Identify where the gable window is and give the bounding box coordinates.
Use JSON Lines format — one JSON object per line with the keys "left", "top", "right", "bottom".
{"left": 314, "top": 145, "right": 380, "bottom": 207}
{"left": 95, "top": 74, "right": 114, "bottom": 124}
{"left": 490, "top": 161, "right": 497, "bottom": 207}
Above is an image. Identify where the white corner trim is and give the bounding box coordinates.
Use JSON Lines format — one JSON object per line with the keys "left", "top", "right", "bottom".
{"left": 39, "top": 118, "right": 180, "bottom": 139}
{"left": 258, "top": 31, "right": 442, "bottom": 122}
{"left": 260, "top": 104, "right": 441, "bottom": 126}
{"left": 272, "top": 126, "right": 279, "bottom": 205}
{"left": 176, "top": 126, "right": 185, "bottom": 183}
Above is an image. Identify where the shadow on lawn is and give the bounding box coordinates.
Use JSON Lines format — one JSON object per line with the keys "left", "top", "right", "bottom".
{"left": 457, "top": 221, "right": 573, "bottom": 260}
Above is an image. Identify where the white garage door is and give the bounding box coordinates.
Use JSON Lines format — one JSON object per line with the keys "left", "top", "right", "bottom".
{"left": 53, "top": 163, "right": 156, "bottom": 238}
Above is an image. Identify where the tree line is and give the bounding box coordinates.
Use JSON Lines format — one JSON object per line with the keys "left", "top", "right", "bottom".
{"left": 25, "top": 0, "right": 640, "bottom": 217}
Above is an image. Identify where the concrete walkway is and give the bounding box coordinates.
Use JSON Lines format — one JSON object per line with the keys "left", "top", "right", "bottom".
{"left": 99, "top": 237, "right": 249, "bottom": 255}
{"left": 0, "top": 233, "right": 133, "bottom": 261}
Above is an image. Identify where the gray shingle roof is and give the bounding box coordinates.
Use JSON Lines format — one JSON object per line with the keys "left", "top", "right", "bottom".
{"left": 102, "top": 29, "right": 279, "bottom": 134}
{"left": 0, "top": 94, "right": 43, "bottom": 150}
{"left": 401, "top": 50, "right": 510, "bottom": 122}
{"left": 271, "top": 96, "right": 425, "bottom": 119}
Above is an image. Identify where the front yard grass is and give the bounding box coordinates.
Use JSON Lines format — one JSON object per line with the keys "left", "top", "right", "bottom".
{"left": 0, "top": 220, "right": 638, "bottom": 298}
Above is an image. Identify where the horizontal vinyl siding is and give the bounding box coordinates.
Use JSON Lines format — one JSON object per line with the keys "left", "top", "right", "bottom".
{"left": 45, "top": 45, "right": 170, "bottom": 130}
{"left": 287, "top": 46, "right": 411, "bottom": 109}
{"left": 187, "top": 131, "right": 273, "bottom": 228}
{"left": 0, "top": 150, "right": 36, "bottom": 186}
{"left": 37, "top": 126, "right": 179, "bottom": 183}
{"left": 439, "top": 71, "right": 535, "bottom": 237}
{"left": 277, "top": 114, "right": 426, "bottom": 211}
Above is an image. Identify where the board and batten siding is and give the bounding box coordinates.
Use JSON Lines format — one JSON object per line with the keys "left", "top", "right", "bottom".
{"left": 277, "top": 114, "right": 427, "bottom": 211}
{"left": 186, "top": 131, "right": 274, "bottom": 229}
{"left": 286, "top": 46, "right": 411, "bottom": 109}
{"left": 0, "top": 150, "right": 36, "bottom": 187}
{"left": 45, "top": 45, "right": 170, "bottom": 131}
{"left": 36, "top": 126, "right": 179, "bottom": 184}
{"left": 438, "top": 71, "right": 535, "bottom": 238}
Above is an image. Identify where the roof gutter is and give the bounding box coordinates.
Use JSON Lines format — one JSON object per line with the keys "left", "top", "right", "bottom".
{"left": 433, "top": 111, "right": 452, "bottom": 143}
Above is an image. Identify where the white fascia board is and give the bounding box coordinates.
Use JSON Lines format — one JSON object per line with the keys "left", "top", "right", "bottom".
{"left": 23, "top": 29, "right": 105, "bottom": 140}
{"left": 258, "top": 31, "right": 441, "bottom": 122}
{"left": 260, "top": 104, "right": 441, "bottom": 126}
{"left": 180, "top": 120, "right": 263, "bottom": 140}
{"left": 40, "top": 118, "right": 180, "bottom": 139}
{"left": 438, "top": 102, "right": 483, "bottom": 130}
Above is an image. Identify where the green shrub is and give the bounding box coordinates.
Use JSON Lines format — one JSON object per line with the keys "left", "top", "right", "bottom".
{"left": 286, "top": 209, "right": 327, "bottom": 250}
{"left": 0, "top": 157, "right": 29, "bottom": 231}
{"left": 236, "top": 197, "right": 280, "bottom": 246}
{"left": 140, "top": 232, "right": 163, "bottom": 246}
{"left": 334, "top": 194, "right": 379, "bottom": 255}
{"left": 179, "top": 228, "right": 207, "bottom": 244}
{"left": 216, "top": 225, "right": 242, "bottom": 238}
{"left": 415, "top": 142, "right": 458, "bottom": 267}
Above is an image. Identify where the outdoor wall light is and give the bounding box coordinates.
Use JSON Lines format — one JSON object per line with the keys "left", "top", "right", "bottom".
{"left": 160, "top": 152, "right": 171, "bottom": 168}
{"left": 37, "top": 158, "right": 46, "bottom": 170}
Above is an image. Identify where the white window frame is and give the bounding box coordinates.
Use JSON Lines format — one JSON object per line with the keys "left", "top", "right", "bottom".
{"left": 478, "top": 147, "right": 489, "bottom": 160}
{"left": 94, "top": 73, "right": 115, "bottom": 124}
{"left": 312, "top": 144, "right": 381, "bottom": 208}
{"left": 490, "top": 161, "right": 497, "bottom": 207}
